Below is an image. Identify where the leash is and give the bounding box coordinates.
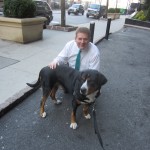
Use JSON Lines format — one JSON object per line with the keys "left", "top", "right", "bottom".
{"left": 92, "top": 102, "right": 105, "bottom": 150}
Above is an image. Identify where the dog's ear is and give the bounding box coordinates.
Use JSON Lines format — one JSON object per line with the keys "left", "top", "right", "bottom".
{"left": 73, "top": 73, "right": 83, "bottom": 99}
{"left": 80, "top": 71, "right": 86, "bottom": 80}
{"left": 98, "top": 73, "right": 107, "bottom": 86}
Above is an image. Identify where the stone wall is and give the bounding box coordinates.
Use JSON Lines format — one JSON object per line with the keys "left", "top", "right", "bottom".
{"left": 125, "top": 18, "right": 150, "bottom": 29}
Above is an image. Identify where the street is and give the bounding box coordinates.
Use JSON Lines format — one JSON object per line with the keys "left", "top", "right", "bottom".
{"left": 0, "top": 10, "right": 97, "bottom": 25}
{"left": 52, "top": 10, "right": 101, "bottom": 25}
{"left": 0, "top": 27, "right": 150, "bottom": 150}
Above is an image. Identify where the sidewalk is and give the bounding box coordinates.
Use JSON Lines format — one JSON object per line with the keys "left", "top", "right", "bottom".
{"left": 0, "top": 16, "right": 126, "bottom": 115}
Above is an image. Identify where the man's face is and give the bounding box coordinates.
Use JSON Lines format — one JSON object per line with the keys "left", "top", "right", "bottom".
{"left": 75, "top": 33, "right": 89, "bottom": 50}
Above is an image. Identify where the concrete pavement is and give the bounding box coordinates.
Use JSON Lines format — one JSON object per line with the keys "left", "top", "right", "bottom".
{"left": 0, "top": 15, "right": 126, "bottom": 115}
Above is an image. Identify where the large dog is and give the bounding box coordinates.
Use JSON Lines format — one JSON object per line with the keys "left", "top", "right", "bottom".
{"left": 27, "top": 65, "right": 107, "bottom": 129}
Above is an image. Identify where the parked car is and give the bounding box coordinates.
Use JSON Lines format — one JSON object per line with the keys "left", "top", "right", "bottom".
{"left": 68, "top": 4, "right": 84, "bottom": 15}
{"left": 0, "top": 6, "right": 3, "bottom": 15}
{"left": 34, "top": 0, "right": 53, "bottom": 28}
{"left": 86, "top": 4, "right": 107, "bottom": 19}
{"left": 51, "top": 1, "right": 60, "bottom": 9}
{"left": 0, "top": 5, "right": 3, "bottom": 12}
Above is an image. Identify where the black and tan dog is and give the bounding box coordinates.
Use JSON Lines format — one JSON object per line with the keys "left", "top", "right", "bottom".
{"left": 27, "top": 65, "right": 107, "bottom": 129}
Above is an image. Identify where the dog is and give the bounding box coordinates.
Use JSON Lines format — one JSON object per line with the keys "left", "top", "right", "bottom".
{"left": 27, "top": 65, "right": 107, "bottom": 129}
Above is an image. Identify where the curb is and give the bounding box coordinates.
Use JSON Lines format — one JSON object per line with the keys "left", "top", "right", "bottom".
{"left": 94, "top": 36, "right": 106, "bottom": 45}
{"left": 0, "top": 85, "right": 39, "bottom": 118}
{"left": 124, "top": 24, "right": 150, "bottom": 31}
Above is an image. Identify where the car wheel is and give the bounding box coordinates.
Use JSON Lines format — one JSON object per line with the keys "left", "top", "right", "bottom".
{"left": 96, "top": 15, "right": 100, "bottom": 19}
{"left": 46, "top": 18, "right": 50, "bottom": 25}
{"left": 75, "top": 12, "right": 78, "bottom": 15}
{"left": 103, "top": 15, "right": 106, "bottom": 18}
{"left": 43, "top": 21, "right": 47, "bottom": 29}
{"left": 43, "top": 16, "right": 50, "bottom": 29}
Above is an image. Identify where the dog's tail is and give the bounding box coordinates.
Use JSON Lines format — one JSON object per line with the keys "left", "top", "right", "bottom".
{"left": 26, "top": 75, "right": 41, "bottom": 88}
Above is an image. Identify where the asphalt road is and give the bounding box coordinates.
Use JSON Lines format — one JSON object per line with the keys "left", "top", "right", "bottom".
{"left": 0, "top": 27, "right": 150, "bottom": 150}
{"left": 52, "top": 10, "right": 99, "bottom": 25}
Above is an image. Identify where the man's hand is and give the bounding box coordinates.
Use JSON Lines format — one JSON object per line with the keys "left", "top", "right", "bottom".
{"left": 48, "top": 61, "right": 59, "bottom": 69}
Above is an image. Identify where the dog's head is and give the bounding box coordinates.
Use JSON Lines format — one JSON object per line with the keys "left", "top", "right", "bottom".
{"left": 80, "top": 69, "right": 107, "bottom": 96}
{"left": 74, "top": 69, "right": 107, "bottom": 104}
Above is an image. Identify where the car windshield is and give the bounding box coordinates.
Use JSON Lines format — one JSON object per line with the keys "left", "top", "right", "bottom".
{"left": 72, "top": 4, "right": 80, "bottom": 8}
{"left": 89, "top": 4, "right": 100, "bottom": 9}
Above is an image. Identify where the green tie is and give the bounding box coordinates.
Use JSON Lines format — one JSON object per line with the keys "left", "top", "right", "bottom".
{"left": 75, "top": 50, "right": 81, "bottom": 70}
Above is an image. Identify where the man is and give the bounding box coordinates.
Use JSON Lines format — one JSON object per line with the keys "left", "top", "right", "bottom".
{"left": 49, "top": 27, "right": 100, "bottom": 72}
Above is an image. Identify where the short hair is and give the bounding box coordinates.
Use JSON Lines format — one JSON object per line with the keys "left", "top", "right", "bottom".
{"left": 75, "top": 27, "right": 91, "bottom": 39}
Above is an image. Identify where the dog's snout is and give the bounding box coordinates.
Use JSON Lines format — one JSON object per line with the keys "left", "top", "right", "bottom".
{"left": 80, "top": 80, "right": 88, "bottom": 95}
{"left": 80, "top": 87, "right": 87, "bottom": 95}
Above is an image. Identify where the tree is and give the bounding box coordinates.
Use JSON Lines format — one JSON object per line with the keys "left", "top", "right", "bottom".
{"left": 106, "top": 0, "right": 109, "bottom": 18}
{"left": 61, "top": 0, "right": 66, "bottom": 27}
{"left": 144, "top": 0, "right": 150, "bottom": 20}
{"left": 146, "top": 6, "right": 150, "bottom": 20}
{"left": 115, "top": 0, "right": 118, "bottom": 13}
{"left": 144, "top": 0, "right": 150, "bottom": 9}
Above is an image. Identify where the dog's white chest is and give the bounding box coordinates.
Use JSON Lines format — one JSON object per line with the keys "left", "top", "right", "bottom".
{"left": 81, "top": 90, "right": 99, "bottom": 104}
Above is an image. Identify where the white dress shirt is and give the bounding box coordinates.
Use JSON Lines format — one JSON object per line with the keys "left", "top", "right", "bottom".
{"left": 54, "top": 40, "right": 100, "bottom": 72}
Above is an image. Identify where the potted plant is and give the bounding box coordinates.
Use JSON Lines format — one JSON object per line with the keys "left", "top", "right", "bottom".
{"left": 107, "top": 8, "right": 120, "bottom": 20}
{"left": 0, "top": 0, "right": 46, "bottom": 43}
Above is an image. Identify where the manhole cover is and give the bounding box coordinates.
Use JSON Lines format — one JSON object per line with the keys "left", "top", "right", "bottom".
{"left": 0, "top": 56, "right": 19, "bottom": 69}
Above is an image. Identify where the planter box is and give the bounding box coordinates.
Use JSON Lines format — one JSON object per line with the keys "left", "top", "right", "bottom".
{"left": 125, "top": 18, "right": 150, "bottom": 28}
{"left": 47, "top": 24, "right": 78, "bottom": 32}
{"left": 0, "top": 17, "right": 46, "bottom": 43}
{"left": 107, "top": 13, "right": 120, "bottom": 20}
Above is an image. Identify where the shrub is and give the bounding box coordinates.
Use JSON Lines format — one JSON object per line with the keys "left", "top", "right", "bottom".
{"left": 115, "top": 8, "right": 120, "bottom": 13}
{"left": 108, "top": 8, "right": 115, "bottom": 13}
{"left": 132, "top": 10, "right": 147, "bottom": 21}
{"left": 4, "top": 0, "right": 36, "bottom": 18}
{"left": 120, "top": 8, "right": 127, "bottom": 15}
{"left": 108, "top": 8, "right": 120, "bottom": 13}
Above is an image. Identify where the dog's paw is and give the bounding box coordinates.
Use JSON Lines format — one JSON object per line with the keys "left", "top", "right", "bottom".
{"left": 70, "top": 122, "right": 78, "bottom": 130}
{"left": 54, "top": 99, "right": 62, "bottom": 105}
{"left": 85, "top": 114, "right": 91, "bottom": 119}
{"left": 41, "top": 112, "right": 46, "bottom": 118}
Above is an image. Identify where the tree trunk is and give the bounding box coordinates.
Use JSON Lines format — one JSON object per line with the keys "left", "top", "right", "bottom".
{"left": 106, "top": 0, "right": 109, "bottom": 18}
{"left": 47, "top": 0, "right": 51, "bottom": 5}
{"left": 115, "top": 0, "right": 118, "bottom": 13}
{"left": 61, "top": 0, "right": 66, "bottom": 27}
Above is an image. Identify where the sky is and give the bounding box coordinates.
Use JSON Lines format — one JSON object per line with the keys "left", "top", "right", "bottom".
{"left": 88, "top": 0, "right": 139, "bottom": 9}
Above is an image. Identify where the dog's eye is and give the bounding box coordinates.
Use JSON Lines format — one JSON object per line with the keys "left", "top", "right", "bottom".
{"left": 81, "top": 76, "right": 86, "bottom": 81}
{"left": 81, "top": 74, "right": 86, "bottom": 80}
{"left": 87, "top": 74, "right": 90, "bottom": 78}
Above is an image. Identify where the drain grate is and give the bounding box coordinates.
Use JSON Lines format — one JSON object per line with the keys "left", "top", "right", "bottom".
{"left": 0, "top": 56, "right": 19, "bottom": 69}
